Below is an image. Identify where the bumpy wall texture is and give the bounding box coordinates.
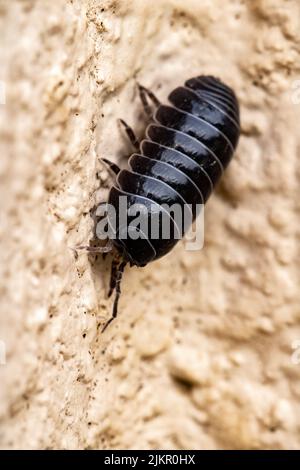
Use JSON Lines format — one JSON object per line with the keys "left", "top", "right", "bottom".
{"left": 0, "top": 0, "right": 300, "bottom": 450}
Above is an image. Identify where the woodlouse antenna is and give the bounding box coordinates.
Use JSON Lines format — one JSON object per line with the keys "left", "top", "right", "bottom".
{"left": 71, "top": 240, "right": 113, "bottom": 260}
{"left": 74, "top": 242, "right": 113, "bottom": 253}
{"left": 102, "top": 259, "right": 127, "bottom": 333}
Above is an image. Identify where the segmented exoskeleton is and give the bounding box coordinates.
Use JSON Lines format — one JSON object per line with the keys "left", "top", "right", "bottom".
{"left": 79, "top": 75, "right": 240, "bottom": 332}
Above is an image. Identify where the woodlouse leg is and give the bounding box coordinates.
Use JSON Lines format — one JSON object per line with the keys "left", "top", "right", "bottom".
{"left": 118, "top": 118, "right": 139, "bottom": 151}
{"left": 101, "top": 158, "right": 121, "bottom": 176}
{"left": 137, "top": 83, "right": 160, "bottom": 117}
{"left": 102, "top": 260, "right": 127, "bottom": 333}
{"left": 108, "top": 257, "right": 119, "bottom": 298}
{"left": 137, "top": 84, "right": 153, "bottom": 118}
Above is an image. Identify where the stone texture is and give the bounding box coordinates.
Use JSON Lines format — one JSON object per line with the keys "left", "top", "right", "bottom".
{"left": 0, "top": 0, "right": 300, "bottom": 450}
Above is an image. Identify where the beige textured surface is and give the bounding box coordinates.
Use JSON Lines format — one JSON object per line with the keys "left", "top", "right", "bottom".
{"left": 0, "top": 0, "right": 300, "bottom": 450}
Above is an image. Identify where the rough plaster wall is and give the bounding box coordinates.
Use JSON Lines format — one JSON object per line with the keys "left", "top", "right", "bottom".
{"left": 0, "top": 0, "right": 300, "bottom": 450}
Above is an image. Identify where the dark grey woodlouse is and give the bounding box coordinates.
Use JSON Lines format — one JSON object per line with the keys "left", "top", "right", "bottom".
{"left": 80, "top": 75, "right": 240, "bottom": 331}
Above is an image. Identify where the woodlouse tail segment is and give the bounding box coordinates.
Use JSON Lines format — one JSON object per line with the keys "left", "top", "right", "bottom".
{"left": 137, "top": 83, "right": 160, "bottom": 118}
{"left": 102, "top": 259, "right": 127, "bottom": 333}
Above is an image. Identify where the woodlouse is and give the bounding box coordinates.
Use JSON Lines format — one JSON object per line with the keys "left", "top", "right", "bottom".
{"left": 81, "top": 75, "right": 240, "bottom": 331}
